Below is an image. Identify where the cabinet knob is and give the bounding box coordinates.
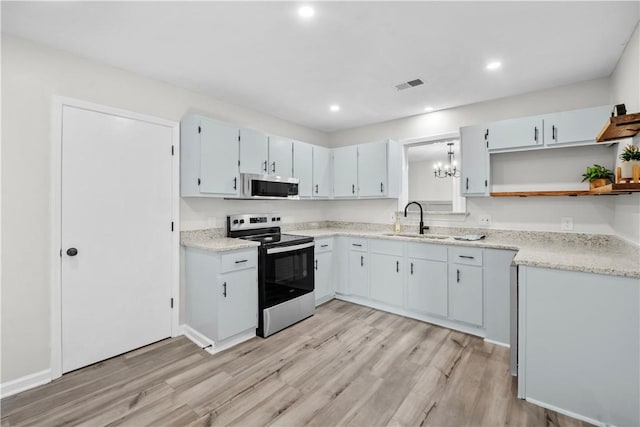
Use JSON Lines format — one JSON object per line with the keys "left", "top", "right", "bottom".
{"left": 66, "top": 248, "right": 78, "bottom": 256}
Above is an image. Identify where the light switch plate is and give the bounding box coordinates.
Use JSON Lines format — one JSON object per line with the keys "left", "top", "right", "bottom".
{"left": 560, "top": 217, "right": 574, "bottom": 231}
{"left": 479, "top": 215, "right": 491, "bottom": 226}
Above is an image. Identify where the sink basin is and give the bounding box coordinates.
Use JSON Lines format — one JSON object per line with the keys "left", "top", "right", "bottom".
{"left": 384, "top": 233, "right": 450, "bottom": 240}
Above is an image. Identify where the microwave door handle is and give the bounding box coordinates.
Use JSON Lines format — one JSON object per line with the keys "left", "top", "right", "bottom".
{"left": 266, "top": 241, "right": 315, "bottom": 254}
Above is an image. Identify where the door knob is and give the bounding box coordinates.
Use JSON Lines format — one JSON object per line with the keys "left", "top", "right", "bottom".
{"left": 67, "top": 248, "right": 78, "bottom": 256}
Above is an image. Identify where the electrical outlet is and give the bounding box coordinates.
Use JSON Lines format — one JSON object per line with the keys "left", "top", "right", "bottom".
{"left": 560, "top": 217, "right": 574, "bottom": 231}
{"left": 479, "top": 215, "right": 491, "bottom": 226}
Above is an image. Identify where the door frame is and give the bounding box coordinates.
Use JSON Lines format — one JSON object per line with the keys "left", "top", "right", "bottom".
{"left": 50, "top": 96, "right": 180, "bottom": 379}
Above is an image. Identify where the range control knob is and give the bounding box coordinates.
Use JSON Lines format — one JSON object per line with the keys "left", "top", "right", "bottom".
{"left": 239, "top": 219, "right": 245, "bottom": 224}
{"left": 233, "top": 219, "right": 239, "bottom": 224}
{"left": 272, "top": 217, "right": 276, "bottom": 221}
{"left": 277, "top": 217, "right": 281, "bottom": 221}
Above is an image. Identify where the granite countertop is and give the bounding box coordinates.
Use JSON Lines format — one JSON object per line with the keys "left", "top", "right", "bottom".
{"left": 181, "top": 222, "right": 640, "bottom": 278}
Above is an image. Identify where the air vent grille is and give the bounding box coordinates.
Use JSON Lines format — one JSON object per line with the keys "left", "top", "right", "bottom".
{"left": 395, "top": 78, "right": 424, "bottom": 91}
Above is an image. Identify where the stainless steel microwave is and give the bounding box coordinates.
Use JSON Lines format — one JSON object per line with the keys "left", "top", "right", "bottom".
{"left": 241, "top": 174, "right": 299, "bottom": 199}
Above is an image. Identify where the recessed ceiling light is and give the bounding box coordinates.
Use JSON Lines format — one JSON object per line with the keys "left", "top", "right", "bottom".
{"left": 486, "top": 61, "right": 502, "bottom": 70}
{"left": 298, "top": 6, "right": 315, "bottom": 18}
{"left": 424, "top": 106, "right": 434, "bottom": 112}
{"left": 330, "top": 105, "right": 340, "bottom": 112}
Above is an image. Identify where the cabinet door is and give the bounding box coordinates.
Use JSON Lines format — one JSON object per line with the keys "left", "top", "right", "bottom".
{"left": 358, "top": 141, "right": 388, "bottom": 197}
{"left": 293, "top": 141, "right": 313, "bottom": 197}
{"left": 333, "top": 146, "right": 358, "bottom": 198}
{"left": 406, "top": 258, "right": 448, "bottom": 317}
{"left": 370, "top": 253, "right": 403, "bottom": 307}
{"left": 268, "top": 135, "right": 292, "bottom": 177}
{"left": 239, "top": 128, "right": 269, "bottom": 175}
{"left": 544, "top": 105, "right": 610, "bottom": 146}
{"left": 314, "top": 251, "right": 333, "bottom": 304}
{"left": 487, "top": 116, "right": 543, "bottom": 151}
{"left": 312, "top": 145, "right": 331, "bottom": 197}
{"left": 200, "top": 119, "right": 240, "bottom": 195}
{"left": 218, "top": 268, "right": 258, "bottom": 341}
{"left": 448, "top": 264, "right": 483, "bottom": 326}
{"left": 460, "top": 125, "right": 489, "bottom": 196}
{"left": 348, "top": 251, "right": 369, "bottom": 298}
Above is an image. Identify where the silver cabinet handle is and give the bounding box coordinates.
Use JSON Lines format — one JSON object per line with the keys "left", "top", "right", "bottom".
{"left": 223, "top": 282, "right": 227, "bottom": 297}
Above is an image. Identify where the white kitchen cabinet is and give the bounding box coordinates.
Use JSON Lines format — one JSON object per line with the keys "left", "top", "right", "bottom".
{"left": 369, "top": 239, "right": 404, "bottom": 307}
{"left": 314, "top": 238, "right": 334, "bottom": 305}
{"left": 519, "top": 267, "right": 639, "bottom": 427}
{"left": 184, "top": 247, "right": 258, "bottom": 350}
{"left": 487, "top": 116, "right": 544, "bottom": 152}
{"left": 406, "top": 258, "right": 448, "bottom": 317}
{"left": 312, "top": 145, "right": 331, "bottom": 198}
{"left": 348, "top": 251, "right": 369, "bottom": 298}
{"left": 181, "top": 115, "right": 240, "bottom": 197}
{"left": 358, "top": 141, "right": 388, "bottom": 197}
{"left": 448, "top": 247, "right": 484, "bottom": 326}
{"left": 268, "top": 135, "right": 293, "bottom": 177}
{"left": 484, "top": 249, "right": 516, "bottom": 346}
{"left": 333, "top": 145, "right": 358, "bottom": 197}
{"left": 239, "top": 127, "right": 269, "bottom": 175}
{"left": 293, "top": 140, "right": 313, "bottom": 198}
{"left": 460, "top": 125, "right": 490, "bottom": 196}
{"left": 543, "top": 105, "right": 611, "bottom": 146}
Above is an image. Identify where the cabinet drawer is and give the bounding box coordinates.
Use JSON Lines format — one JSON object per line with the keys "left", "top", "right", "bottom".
{"left": 369, "top": 239, "right": 403, "bottom": 256}
{"left": 349, "top": 238, "right": 368, "bottom": 252}
{"left": 221, "top": 249, "right": 257, "bottom": 273}
{"left": 315, "top": 238, "right": 333, "bottom": 253}
{"left": 407, "top": 242, "right": 448, "bottom": 262}
{"left": 450, "top": 247, "right": 483, "bottom": 266}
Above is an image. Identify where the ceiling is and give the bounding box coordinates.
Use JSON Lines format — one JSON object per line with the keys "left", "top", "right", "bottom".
{"left": 2, "top": 2, "right": 639, "bottom": 132}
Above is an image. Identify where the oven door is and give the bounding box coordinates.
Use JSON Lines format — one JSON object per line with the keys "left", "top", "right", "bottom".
{"left": 263, "top": 241, "right": 314, "bottom": 308}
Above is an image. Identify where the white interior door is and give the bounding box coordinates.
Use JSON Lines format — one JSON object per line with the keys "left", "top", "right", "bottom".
{"left": 61, "top": 105, "right": 173, "bottom": 373}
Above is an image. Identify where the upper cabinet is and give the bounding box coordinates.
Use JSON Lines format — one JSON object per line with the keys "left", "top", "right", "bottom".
{"left": 333, "top": 145, "right": 358, "bottom": 198}
{"left": 268, "top": 135, "right": 293, "bottom": 177}
{"left": 239, "top": 128, "right": 269, "bottom": 175}
{"left": 487, "top": 116, "right": 544, "bottom": 151}
{"left": 543, "top": 105, "right": 611, "bottom": 146}
{"left": 181, "top": 115, "right": 240, "bottom": 197}
{"left": 460, "top": 125, "right": 490, "bottom": 197}
{"left": 332, "top": 140, "right": 401, "bottom": 199}
{"left": 312, "top": 145, "right": 331, "bottom": 198}
{"left": 293, "top": 140, "right": 313, "bottom": 198}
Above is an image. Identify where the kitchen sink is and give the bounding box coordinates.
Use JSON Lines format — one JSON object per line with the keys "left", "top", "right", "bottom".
{"left": 384, "top": 233, "right": 450, "bottom": 240}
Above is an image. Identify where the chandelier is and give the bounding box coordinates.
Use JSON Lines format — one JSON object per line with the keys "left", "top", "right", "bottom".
{"left": 433, "top": 142, "right": 460, "bottom": 178}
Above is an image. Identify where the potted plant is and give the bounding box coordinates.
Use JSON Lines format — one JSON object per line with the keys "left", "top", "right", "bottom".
{"left": 581, "top": 164, "right": 614, "bottom": 189}
{"left": 619, "top": 144, "right": 640, "bottom": 178}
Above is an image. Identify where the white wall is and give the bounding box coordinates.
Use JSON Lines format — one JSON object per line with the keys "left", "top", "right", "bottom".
{"left": 0, "top": 35, "right": 329, "bottom": 384}
{"left": 408, "top": 160, "right": 453, "bottom": 202}
{"left": 328, "top": 78, "right": 616, "bottom": 232}
{"left": 611, "top": 23, "right": 640, "bottom": 245}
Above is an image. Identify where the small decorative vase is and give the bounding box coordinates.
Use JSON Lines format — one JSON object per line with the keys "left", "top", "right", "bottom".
{"left": 620, "top": 160, "right": 640, "bottom": 178}
{"left": 589, "top": 179, "right": 608, "bottom": 189}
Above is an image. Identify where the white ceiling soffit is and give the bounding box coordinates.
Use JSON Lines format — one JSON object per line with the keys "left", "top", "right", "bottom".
{"left": 2, "top": 2, "right": 638, "bottom": 133}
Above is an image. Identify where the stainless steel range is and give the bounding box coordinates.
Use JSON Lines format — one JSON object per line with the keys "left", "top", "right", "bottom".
{"left": 227, "top": 214, "right": 315, "bottom": 337}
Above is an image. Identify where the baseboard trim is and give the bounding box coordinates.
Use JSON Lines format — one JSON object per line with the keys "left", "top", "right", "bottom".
{"left": 0, "top": 369, "right": 51, "bottom": 399}
{"left": 525, "top": 397, "right": 607, "bottom": 427}
{"left": 484, "top": 338, "right": 510, "bottom": 348}
{"left": 180, "top": 325, "right": 256, "bottom": 355}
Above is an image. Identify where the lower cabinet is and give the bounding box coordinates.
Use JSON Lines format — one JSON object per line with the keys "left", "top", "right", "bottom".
{"left": 348, "top": 251, "right": 369, "bottom": 298}
{"left": 314, "top": 238, "right": 334, "bottom": 305}
{"left": 448, "top": 263, "right": 483, "bottom": 326}
{"left": 406, "top": 258, "right": 448, "bottom": 317}
{"left": 370, "top": 253, "right": 403, "bottom": 307}
{"left": 184, "top": 247, "right": 258, "bottom": 350}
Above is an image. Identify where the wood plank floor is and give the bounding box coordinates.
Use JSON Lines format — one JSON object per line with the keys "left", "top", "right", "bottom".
{"left": 1, "top": 300, "right": 591, "bottom": 427}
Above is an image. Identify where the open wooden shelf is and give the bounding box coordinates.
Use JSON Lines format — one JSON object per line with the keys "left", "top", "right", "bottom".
{"left": 491, "top": 191, "right": 592, "bottom": 197}
{"left": 596, "top": 112, "right": 640, "bottom": 142}
{"left": 589, "top": 183, "right": 640, "bottom": 194}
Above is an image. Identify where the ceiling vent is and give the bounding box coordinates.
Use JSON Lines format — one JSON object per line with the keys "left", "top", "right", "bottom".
{"left": 395, "top": 78, "right": 424, "bottom": 91}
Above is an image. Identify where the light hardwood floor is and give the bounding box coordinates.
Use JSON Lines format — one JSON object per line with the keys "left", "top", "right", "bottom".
{"left": 1, "top": 300, "right": 591, "bottom": 427}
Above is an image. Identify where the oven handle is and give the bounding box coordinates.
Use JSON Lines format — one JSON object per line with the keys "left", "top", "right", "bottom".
{"left": 266, "top": 241, "right": 315, "bottom": 255}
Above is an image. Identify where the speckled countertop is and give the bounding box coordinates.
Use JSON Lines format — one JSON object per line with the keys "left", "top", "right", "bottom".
{"left": 182, "top": 222, "right": 640, "bottom": 278}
